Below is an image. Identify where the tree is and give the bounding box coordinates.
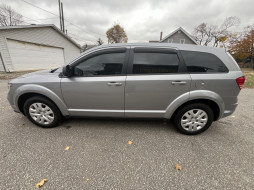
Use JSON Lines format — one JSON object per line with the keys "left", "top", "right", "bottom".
{"left": 228, "top": 26, "right": 254, "bottom": 68}
{"left": 97, "top": 38, "right": 104, "bottom": 45}
{"left": 0, "top": 4, "right": 23, "bottom": 26}
{"left": 106, "top": 24, "right": 128, "bottom": 43}
{"left": 193, "top": 17, "right": 240, "bottom": 47}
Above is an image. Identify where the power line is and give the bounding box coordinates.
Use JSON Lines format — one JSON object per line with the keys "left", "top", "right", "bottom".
{"left": 68, "top": 32, "right": 95, "bottom": 43}
{"left": 36, "top": 17, "right": 58, "bottom": 20}
{"left": 1, "top": 2, "right": 104, "bottom": 44}
{"left": 20, "top": 0, "right": 59, "bottom": 17}
{"left": 20, "top": 0, "right": 107, "bottom": 39}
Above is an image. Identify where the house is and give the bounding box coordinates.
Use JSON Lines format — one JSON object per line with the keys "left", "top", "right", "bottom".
{"left": 81, "top": 44, "right": 97, "bottom": 52}
{"left": 0, "top": 24, "right": 81, "bottom": 72}
{"left": 150, "top": 27, "right": 198, "bottom": 45}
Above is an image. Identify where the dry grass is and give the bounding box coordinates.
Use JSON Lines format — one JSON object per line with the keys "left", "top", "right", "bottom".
{"left": 242, "top": 69, "right": 254, "bottom": 88}
{"left": 0, "top": 70, "right": 40, "bottom": 80}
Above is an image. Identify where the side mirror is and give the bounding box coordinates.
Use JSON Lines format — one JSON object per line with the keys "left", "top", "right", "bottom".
{"left": 62, "top": 65, "right": 73, "bottom": 77}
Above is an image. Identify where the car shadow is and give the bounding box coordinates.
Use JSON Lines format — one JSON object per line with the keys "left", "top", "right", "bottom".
{"left": 59, "top": 117, "right": 177, "bottom": 133}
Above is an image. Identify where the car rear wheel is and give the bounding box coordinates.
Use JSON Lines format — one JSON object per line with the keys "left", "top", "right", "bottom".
{"left": 23, "top": 96, "right": 62, "bottom": 128}
{"left": 174, "top": 103, "right": 214, "bottom": 135}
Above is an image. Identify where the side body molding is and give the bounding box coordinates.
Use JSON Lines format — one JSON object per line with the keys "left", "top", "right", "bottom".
{"left": 164, "top": 90, "right": 224, "bottom": 119}
{"left": 14, "top": 84, "right": 69, "bottom": 116}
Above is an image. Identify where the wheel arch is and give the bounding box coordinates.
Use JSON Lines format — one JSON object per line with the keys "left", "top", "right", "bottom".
{"left": 171, "top": 99, "right": 220, "bottom": 121}
{"left": 15, "top": 84, "right": 69, "bottom": 116}
{"left": 164, "top": 90, "right": 224, "bottom": 121}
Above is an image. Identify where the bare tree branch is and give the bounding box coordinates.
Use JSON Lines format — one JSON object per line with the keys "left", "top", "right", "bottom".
{"left": 0, "top": 4, "right": 23, "bottom": 26}
{"left": 193, "top": 17, "right": 240, "bottom": 47}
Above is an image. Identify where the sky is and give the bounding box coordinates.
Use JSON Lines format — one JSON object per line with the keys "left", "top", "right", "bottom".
{"left": 1, "top": 0, "right": 254, "bottom": 46}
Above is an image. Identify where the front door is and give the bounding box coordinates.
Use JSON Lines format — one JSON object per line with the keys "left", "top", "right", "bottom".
{"left": 125, "top": 47, "right": 191, "bottom": 118}
{"left": 61, "top": 48, "right": 128, "bottom": 117}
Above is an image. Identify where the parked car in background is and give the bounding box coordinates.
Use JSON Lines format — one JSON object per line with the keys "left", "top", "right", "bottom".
{"left": 7, "top": 43, "right": 245, "bottom": 135}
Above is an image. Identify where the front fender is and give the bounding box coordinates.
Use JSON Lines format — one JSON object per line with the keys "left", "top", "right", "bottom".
{"left": 164, "top": 90, "right": 224, "bottom": 119}
{"left": 14, "top": 84, "right": 69, "bottom": 116}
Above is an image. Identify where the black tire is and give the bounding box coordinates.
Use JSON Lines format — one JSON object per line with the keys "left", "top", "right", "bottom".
{"left": 173, "top": 103, "right": 214, "bottom": 135}
{"left": 23, "top": 96, "right": 62, "bottom": 128}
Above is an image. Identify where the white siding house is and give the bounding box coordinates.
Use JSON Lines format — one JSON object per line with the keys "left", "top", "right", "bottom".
{"left": 0, "top": 24, "right": 81, "bottom": 72}
{"left": 160, "top": 27, "right": 198, "bottom": 45}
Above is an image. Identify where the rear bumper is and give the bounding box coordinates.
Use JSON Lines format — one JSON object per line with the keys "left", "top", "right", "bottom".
{"left": 221, "top": 102, "right": 238, "bottom": 118}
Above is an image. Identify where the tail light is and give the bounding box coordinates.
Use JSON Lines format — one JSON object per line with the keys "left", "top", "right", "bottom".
{"left": 236, "top": 76, "right": 245, "bottom": 90}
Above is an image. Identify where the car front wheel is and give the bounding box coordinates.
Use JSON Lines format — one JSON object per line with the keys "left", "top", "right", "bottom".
{"left": 174, "top": 103, "right": 214, "bottom": 135}
{"left": 23, "top": 96, "right": 61, "bottom": 128}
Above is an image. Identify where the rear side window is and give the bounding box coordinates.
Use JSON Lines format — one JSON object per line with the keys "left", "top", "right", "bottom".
{"left": 133, "top": 53, "right": 179, "bottom": 74}
{"left": 181, "top": 51, "right": 228, "bottom": 73}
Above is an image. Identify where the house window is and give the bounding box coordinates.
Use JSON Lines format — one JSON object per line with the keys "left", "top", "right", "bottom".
{"left": 180, "top": 39, "right": 185, "bottom": 44}
{"left": 168, "top": 39, "right": 173, "bottom": 43}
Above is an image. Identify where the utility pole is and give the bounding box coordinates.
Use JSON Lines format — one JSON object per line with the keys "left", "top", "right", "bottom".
{"left": 61, "top": 2, "right": 65, "bottom": 33}
{"left": 160, "top": 32, "right": 163, "bottom": 41}
{"left": 58, "top": 0, "right": 62, "bottom": 31}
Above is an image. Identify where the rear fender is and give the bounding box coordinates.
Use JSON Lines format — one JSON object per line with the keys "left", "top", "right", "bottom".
{"left": 164, "top": 90, "right": 224, "bottom": 119}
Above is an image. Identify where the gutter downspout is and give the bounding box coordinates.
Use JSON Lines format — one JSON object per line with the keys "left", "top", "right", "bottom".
{"left": 0, "top": 52, "right": 7, "bottom": 72}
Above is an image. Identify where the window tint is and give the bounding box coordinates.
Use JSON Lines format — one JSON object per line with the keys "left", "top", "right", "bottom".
{"left": 181, "top": 51, "right": 228, "bottom": 73}
{"left": 74, "top": 52, "right": 125, "bottom": 76}
{"left": 133, "top": 53, "right": 179, "bottom": 74}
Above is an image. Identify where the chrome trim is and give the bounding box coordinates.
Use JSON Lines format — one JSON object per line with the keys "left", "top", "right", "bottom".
{"left": 68, "top": 109, "right": 124, "bottom": 113}
{"left": 68, "top": 109, "right": 165, "bottom": 113}
{"left": 125, "top": 110, "right": 165, "bottom": 113}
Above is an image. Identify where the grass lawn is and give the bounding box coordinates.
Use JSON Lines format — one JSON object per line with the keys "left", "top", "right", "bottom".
{"left": 0, "top": 70, "right": 40, "bottom": 80}
{"left": 242, "top": 68, "right": 254, "bottom": 88}
{"left": 1, "top": 68, "right": 254, "bottom": 88}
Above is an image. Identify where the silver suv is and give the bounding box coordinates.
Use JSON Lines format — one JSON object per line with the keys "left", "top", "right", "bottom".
{"left": 7, "top": 43, "right": 245, "bottom": 135}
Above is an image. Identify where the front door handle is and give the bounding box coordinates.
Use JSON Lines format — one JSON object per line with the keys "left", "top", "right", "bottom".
{"left": 107, "top": 82, "right": 122, "bottom": 86}
{"left": 171, "top": 81, "right": 187, "bottom": 85}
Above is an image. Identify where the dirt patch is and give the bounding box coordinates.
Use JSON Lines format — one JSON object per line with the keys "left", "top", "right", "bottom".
{"left": 0, "top": 70, "right": 40, "bottom": 80}
{"left": 243, "top": 70, "right": 254, "bottom": 88}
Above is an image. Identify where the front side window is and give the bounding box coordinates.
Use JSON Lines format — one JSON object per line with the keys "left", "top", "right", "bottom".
{"left": 181, "top": 51, "right": 228, "bottom": 73}
{"left": 74, "top": 52, "right": 125, "bottom": 76}
{"left": 132, "top": 52, "right": 179, "bottom": 74}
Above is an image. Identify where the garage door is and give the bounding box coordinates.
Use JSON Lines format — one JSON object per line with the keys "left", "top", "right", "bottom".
{"left": 7, "top": 39, "right": 65, "bottom": 71}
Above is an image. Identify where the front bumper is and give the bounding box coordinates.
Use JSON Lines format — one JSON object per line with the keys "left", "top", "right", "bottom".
{"left": 7, "top": 87, "right": 20, "bottom": 113}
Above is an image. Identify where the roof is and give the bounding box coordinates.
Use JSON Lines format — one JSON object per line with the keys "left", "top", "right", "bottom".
{"left": 0, "top": 24, "right": 81, "bottom": 48}
{"left": 69, "top": 42, "right": 240, "bottom": 72}
{"left": 69, "top": 42, "right": 226, "bottom": 65}
{"left": 160, "top": 27, "right": 198, "bottom": 44}
{"left": 149, "top": 40, "right": 159, "bottom": 43}
{"left": 93, "top": 42, "right": 223, "bottom": 52}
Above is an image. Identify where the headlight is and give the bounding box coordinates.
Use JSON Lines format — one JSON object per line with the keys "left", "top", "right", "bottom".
{"left": 8, "top": 83, "right": 12, "bottom": 89}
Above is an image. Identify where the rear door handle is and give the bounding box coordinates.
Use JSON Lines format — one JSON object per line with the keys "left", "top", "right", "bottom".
{"left": 107, "top": 82, "right": 122, "bottom": 86}
{"left": 171, "top": 81, "right": 187, "bottom": 85}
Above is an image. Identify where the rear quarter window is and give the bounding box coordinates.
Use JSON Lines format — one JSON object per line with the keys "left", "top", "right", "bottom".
{"left": 181, "top": 51, "right": 228, "bottom": 73}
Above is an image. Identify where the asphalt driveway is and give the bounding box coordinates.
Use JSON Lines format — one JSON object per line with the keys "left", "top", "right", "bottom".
{"left": 0, "top": 80, "right": 253, "bottom": 190}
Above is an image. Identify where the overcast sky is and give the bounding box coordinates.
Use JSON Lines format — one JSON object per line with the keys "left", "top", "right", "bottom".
{"left": 2, "top": 0, "right": 254, "bottom": 45}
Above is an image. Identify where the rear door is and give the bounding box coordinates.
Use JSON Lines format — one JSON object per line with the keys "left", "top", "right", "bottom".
{"left": 125, "top": 47, "right": 191, "bottom": 118}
